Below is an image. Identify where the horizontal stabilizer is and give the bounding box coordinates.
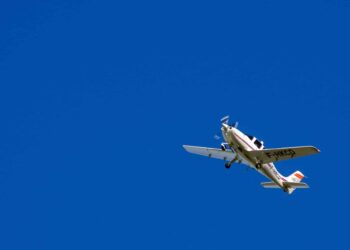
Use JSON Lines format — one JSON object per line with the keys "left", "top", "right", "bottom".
{"left": 246, "top": 146, "right": 320, "bottom": 164}
{"left": 261, "top": 181, "right": 309, "bottom": 192}
{"left": 261, "top": 182, "right": 280, "bottom": 188}
{"left": 283, "top": 182, "right": 309, "bottom": 188}
{"left": 183, "top": 145, "right": 236, "bottom": 161}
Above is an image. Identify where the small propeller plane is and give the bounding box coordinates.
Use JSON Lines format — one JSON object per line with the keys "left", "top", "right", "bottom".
{"left": 183, "top": 116, "right": 320, "bottom": 194}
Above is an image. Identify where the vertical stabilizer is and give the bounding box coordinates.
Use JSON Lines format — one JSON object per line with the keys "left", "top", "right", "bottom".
{"left": 287, "top": 171, "right": 304, "bottom": 183}
{"left": 285, "top": 171, "right": 305, "bottom": 194}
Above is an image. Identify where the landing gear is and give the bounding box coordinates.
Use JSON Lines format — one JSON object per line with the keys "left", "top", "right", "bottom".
{"left": 255, "top": 163, "right": 262, "bottom": 169}
{"left": 225, "top": 157, "right": 238, "bottom": 169}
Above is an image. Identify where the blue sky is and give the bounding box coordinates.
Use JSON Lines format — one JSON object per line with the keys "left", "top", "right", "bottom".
{"left": 0, "top": 1, "right": 349, "bottom": 249}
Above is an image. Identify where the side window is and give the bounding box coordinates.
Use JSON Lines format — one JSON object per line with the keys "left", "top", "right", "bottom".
{"left": 254, "top": 140, "right": 262, "bottom": 149}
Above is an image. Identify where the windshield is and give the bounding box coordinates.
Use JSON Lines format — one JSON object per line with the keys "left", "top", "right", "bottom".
{"left": 254, "top": 139, "right": 262, "bottom": 149}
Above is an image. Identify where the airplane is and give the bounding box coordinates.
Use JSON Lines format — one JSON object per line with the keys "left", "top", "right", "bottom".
{"left": 183, "top": 116, "right": 320, "bottom": 194}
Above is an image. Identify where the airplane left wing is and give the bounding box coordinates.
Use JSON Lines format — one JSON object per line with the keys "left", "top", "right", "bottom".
{"left": 246, "top": 146, "right": 320, "bottom": 164}
{"left": 183, "top": 145, "right": 236, "bottom": 161}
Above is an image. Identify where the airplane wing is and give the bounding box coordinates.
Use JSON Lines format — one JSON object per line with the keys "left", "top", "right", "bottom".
{"left": 183, "top": 145, "right": 236, "bottom": 161}
{"left": 261, "top": 182, "right": 309, "bottom": 188}
{"left": 246, "top": 146, "right": 320, "bottom": 164}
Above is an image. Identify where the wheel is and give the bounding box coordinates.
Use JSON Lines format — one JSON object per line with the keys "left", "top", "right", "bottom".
{"left": 225, "top": 163, "right": 231, "bottom": 169}
{"left": 255, "top": 163, "right": 262, "bottom": 169}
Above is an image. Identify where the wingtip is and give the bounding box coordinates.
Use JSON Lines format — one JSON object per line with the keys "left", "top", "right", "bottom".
{"left": 310, "top": 146, "right": 321, "bottom": 153}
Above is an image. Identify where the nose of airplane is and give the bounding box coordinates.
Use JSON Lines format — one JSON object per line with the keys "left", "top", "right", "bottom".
{"left": 222, "top": 123, "right": 229, "bottom": 132}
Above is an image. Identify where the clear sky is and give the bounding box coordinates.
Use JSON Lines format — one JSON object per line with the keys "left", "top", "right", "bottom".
{"left": 0, "top": 1, "right": 349, "bottom": 249}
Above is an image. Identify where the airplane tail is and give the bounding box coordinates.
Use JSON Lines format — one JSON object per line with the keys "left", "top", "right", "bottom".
{"left": 284, "top": 171, "right": 308, "bottom": 194}
{"left": 286, "top": 171, "right": 304, "bottom": 183}
{"left": 261, "top": 170, "right": 309, "bottom": 194}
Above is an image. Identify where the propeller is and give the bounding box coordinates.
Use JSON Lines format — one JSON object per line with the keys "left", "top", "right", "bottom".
{"left": 220, "top": 115, "right": 238, "bottom": 128}
{"left": 220, "top": 115, "right": 230, "bottom": 124}
{"left": 214, "top": 115, "right": 239, "bottom": 140}
{"left": 214, "top": 134, "right": 221, "bottom": 140}
{"left": 214, "top": 116, "right": 227, "bottom": 140}
{"left": 232, "top": 121, "right": 239, "bottom": 128}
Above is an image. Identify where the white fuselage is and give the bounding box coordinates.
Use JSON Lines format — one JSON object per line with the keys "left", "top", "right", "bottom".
{"left": 221, "top": 124, "right": 287, "bottom": 190}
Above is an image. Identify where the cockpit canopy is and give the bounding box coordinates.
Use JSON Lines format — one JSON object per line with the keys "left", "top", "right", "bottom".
{"left": 245, "top": 133, "right": 264, "bottom": 149}
{"left": 254, "top": 139, "right": 263, "bottom": 149}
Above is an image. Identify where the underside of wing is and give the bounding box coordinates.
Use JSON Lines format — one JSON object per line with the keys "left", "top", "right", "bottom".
{"left": 183, "top": 145, "right": 236, "bottom": 161}
{"left": 246, "top": 146, "right": 320, "bottom": 164}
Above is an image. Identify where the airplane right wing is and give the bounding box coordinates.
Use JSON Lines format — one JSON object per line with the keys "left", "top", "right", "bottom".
{"left": 246, "top": 146, "right": 320, "bottom": 164}
{"left": 183, "top": 145, "right": 236, "bottom": 161}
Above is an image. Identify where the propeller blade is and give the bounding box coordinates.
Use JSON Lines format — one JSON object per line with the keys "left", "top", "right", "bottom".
{"left": 214, "top": 134, "right": 221, "bottom": 140}
{"left": 220, "top": 115, "right": 230, "bottom": 124}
